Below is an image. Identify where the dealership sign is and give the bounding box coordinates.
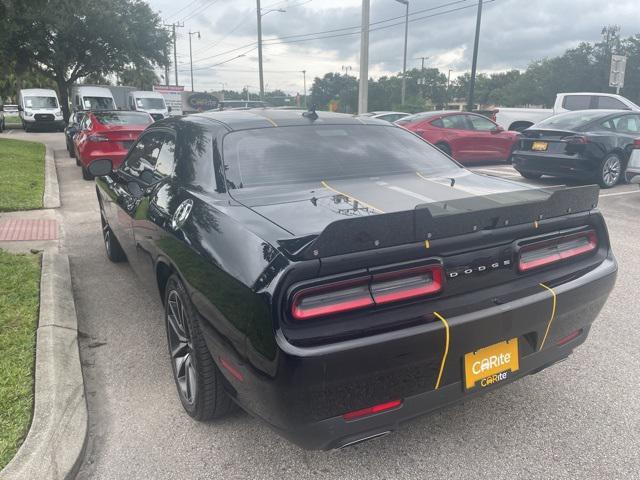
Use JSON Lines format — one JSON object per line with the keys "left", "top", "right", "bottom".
{"left": 184, "top": 92, "right": 219, "bottom": 112}
{"left": 153, "top": 85, "right": 184, "bottom": 115}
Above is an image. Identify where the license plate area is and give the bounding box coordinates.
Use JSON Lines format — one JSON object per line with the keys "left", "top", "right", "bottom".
{"left": 464, "top": 338, "right": 519, "bottom": 390}
{"left": 531, "top": 141, "right": 548, "bottom": 151}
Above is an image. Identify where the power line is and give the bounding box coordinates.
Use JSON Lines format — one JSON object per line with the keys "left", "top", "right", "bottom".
{"left": 164, "top": 0, "right": 202, "bottom": 22}
{"left": 190, "top": 0, "right": 470, "bottom": 63}
{"left": 182, "top": 0, "right": 221, "bottom": 23}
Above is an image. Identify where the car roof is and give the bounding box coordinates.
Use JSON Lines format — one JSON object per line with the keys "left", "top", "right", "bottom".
{"left": 20, "top": 88, "right": 57, "bottom": 96}
{"left": 190, "top": 108, "right": 390, "bottom": 130}
{"left": 131, "top": 90, "right": 163, "bottom": 98}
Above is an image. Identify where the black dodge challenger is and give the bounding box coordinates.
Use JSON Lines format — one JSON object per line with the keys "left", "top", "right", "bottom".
{"left": 91, "top": 109, "right": 617, "bottom": 450}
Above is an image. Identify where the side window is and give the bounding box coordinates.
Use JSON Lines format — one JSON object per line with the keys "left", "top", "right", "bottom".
{"left": 610, "top": 115, "right": 640, "bottom": 134}
{"left": 122, "top": 132, "right": 165, "bottom": 183}
{"left": 441, "top": 115, "right": 467, "bottom": 130}
{"left": 467, "top": 114, "right": 496, "bottom": 131}
{"left": 596, "top": 96, "right": 627, "bottom": 110}
{"left": 431, "top": 119, "right": 444, "bottom": 128}
{"left": 154, "top": 136, "right": 176, "bottom": 179}
{"left": 562, "top": 95, "right": 592, "bottom": 111}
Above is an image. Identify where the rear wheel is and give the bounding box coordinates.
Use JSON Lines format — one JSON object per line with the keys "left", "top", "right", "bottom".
{"left": 100, "top": 215, "right": 126, "bottom": 262}
{"left": 164, "top": 274, "right": 235, "bottom": 421}
{"left": 598, "top": 154, "right": 622, "bottom": 188}
{"left": 436, "top": 143, "right": 452, "bottom": 157}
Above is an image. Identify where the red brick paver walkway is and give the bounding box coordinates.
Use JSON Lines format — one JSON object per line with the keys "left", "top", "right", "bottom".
{"left": 0, "top": 218, "right": 58, "bottom": 241}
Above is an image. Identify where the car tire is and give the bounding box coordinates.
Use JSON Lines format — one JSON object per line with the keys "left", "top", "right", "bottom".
{"left": 164, "top": 274, "right": 235, "bottom": 421}
{"left": 100, "top": 215, "right": 126, "bottom": 263}
{"left": 518, "top": 171, "right": 542, "bottom": 180}
{"left": 597, "top": 153, "right": 622, "bottom": 188}
{"left": 82, "top": 164, "right": 93, "bottom": 180}
{"left": 436, "top": 143, "right": 452, "bottom": 157}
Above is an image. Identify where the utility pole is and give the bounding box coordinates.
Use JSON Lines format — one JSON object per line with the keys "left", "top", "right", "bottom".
{"left": 302, "top": 70, "right": 307, "bottom": 108}
{"left": 395, "top": 0, "right": 409, "bottom": 105}
{"left": 164, "top": 46, "right": 170, "bottom": 86}
{"left": 467, "top": 0, "right": 483, "bottom": 112}
{"left": 358, "top": 0, "right": 370, "bottom": 115}
{"left": 164, "top": 21, "right": 184, "bottom": 86}
{"left": 188, "top": 30, "right": 200, "bottom": 92}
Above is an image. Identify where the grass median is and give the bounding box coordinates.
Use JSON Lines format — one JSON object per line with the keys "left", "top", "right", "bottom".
{"left": 0, "top": 249, "right": 40, "bottom": 469}
{"left": 0, "top": 138, "right": 45, "bottom": 212}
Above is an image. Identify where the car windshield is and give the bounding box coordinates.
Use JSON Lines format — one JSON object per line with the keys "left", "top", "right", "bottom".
{"left": 222, "top": 124, "right": 460, "bottom": 189}
{"left": 534, "top": 110, "right": 607, "bottom": 130}
{"left": 94, "top": 112, "right": 152, "bottom": 125}
{"left": 135, "top": 97, "right": 165, "bottom": 109}
{"left": 24, "top": 96, "right": 58, "bottom": 109}
{"left": 83, "top": 96, "right": 116, "bottom": 110}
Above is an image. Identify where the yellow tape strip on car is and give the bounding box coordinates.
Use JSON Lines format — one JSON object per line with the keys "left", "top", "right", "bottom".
{"left": 433, "top": 311, "right": 450, "bottom": 390}
{"left": 320, "top": 180, "right": 385, "bottom": 213}
{"left": 538, "top": 283, "right": 557, "bottom": 350}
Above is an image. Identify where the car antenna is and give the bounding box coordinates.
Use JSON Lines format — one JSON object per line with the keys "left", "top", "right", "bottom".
{"left": 450, "top": 177, "right": 456, "bottom": 187}
{"left": 302, "top": 104, "right": 318, "bottom": 121}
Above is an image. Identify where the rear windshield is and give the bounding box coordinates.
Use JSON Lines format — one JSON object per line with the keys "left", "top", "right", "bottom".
{"left": 83, "top": 96, "right": 116, "bottom": 110}
{"left": 222, "top": 125, "right": 460, "bottom": 189}
{"left": 24, "top": 96, "right": 58, "bottom": 109}
{"left": 94, "top": 112, "right": 152, "bottom": 125}
{"left": 534, "top": 110, "right": 607, "bottom": 130}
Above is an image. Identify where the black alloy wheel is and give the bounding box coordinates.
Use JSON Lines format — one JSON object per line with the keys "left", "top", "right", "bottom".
{"left": 100, "top": 214, "right": 126, "bottom": 262}
{"left": 164, "top": 275, "right": 235, "bottom": 421}
{"left": 598, "top": 154, "right": 622, "bottom": 188}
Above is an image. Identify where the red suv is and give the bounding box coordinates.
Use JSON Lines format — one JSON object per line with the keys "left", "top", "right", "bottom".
{"left": 74, "top": 110, "right": 153, "bottom": 179}
{"left": 396, "top": 111, "right": 520, "bottom": 164}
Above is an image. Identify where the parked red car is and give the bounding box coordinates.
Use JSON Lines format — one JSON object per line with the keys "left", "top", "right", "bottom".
{"left": 396, "top": 111, "right": 520, "bottom": 163}
{"left": 74, "top": 110, "right": 153, "bottom": 179}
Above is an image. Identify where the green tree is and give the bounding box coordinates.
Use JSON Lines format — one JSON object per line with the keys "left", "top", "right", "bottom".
{"left": 310, "top": 73, "right": 358, "bottom": 113}
{"left": 118, "top": 64, "right": 160, "bottom": 90}
{"left": 1, "top": 0, "right": 170, "bottom": 120}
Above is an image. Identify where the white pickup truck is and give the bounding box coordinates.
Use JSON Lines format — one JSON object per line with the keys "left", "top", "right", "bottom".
{"left": 492, "top": 92, "right": 640, "bottom": 131}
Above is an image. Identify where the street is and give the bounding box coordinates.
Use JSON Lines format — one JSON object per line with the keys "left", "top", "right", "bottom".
{"left": 7, "top": 131, "right": 632, "bottom": 479}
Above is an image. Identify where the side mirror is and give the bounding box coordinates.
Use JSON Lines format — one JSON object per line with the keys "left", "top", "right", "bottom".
{"left": 415, "top": 129, "right": 425, "bottom": 136}
{"left": 18, "top": 105, "right": 23, "bottom": 112}
{"left": 491, "top": 126, "right": 504, "bottom": 134}
{"left": 88, "top": 158, "right": 113, "bottom": 177}
{"left": 167, "top": 106, "right": 172, "bottom": 113}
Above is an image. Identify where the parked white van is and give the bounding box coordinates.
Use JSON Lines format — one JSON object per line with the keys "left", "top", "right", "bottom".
{"left": 18, "top": 88, "right": 65, "bottom": 132}
{"left": 128, "top": 91, "right": 169, "bottom": 121}
{"left": 71, "top": 86, "right": 116, "bottom": 111}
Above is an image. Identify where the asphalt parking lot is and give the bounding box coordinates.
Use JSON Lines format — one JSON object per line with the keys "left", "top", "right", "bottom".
{"left": 5, "top": 130, "right": 639, "bottom": 479}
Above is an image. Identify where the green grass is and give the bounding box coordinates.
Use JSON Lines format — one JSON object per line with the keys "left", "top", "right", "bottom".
{"left": 4, "top": 115, "right": 20, "bottom": 124}
{"left": 0, "top": 249, "right": 40, "bottom": 469}
{"left": 0, "top": 138, "right": 45, "bottom": 212}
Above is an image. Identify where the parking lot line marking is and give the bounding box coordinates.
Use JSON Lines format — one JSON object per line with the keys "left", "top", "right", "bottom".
{"left": 387, "top": 185, "right": 435, "bottom": 203}
{"left": 539, "top": 283, "right": 557, "bottom": 350}
{"left": 263, "top": 116, "right": 278, "bottom": 127}
{"left": 320, "top": 180, "right": 385, "bottom": 213}
{"left": 473, "top": 168, "right": 521, "bottom": 178}
{"left": 599, "top": 190, "right": 640, "bottom": 197}
{"left": 433, "top": 311, "right": 450, "bottom": 390}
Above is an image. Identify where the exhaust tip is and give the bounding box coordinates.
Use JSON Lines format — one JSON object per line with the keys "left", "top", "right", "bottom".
{"left": 338, "top": 431, "right": 392, "bottom": 449}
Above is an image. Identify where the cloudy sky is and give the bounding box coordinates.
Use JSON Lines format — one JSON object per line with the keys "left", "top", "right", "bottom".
{"left": 147, "top": 0, "right": 640, "bottom": 94}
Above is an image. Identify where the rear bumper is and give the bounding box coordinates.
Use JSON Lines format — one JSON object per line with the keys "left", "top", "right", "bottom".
{"left": 211, "top": 255, "right": 617, "bottom": 450}
{"left": 23, "top": 118, "right": 65, "bottom": 129}
{"left": 512, "top": 151, "right": 596, "bottom": 178}
{"left": 80, "top": 148, "right": 127, "bottom": 169}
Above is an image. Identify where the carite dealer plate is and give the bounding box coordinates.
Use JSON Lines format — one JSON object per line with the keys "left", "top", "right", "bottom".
{"left": 464, "top": 338, "right": 519, "bottom": 390}
{"left": 531, "top": 141, "right": 548, "bottom": 151}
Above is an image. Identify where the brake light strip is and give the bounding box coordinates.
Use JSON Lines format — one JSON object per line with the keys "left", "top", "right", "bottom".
{"left": 320, "top": 180, "right": 385, "bottom": 213}
{"left": 538, "top": 283, "right": 557, "bottom": 350}
{"left": 433, "top": 311, "right": 450, "bottom": 390}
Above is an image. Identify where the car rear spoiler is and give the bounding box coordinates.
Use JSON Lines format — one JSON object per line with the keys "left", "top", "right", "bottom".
{"left": 278, "top": 185, "right": 600, "bottom": 260}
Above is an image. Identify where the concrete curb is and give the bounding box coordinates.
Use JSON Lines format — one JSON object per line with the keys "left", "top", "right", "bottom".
{"left": 0, "top": 253, "right": 88, "bottom": 480}
{"left": 43, "top": 145, "right": 61, "bottom": 209}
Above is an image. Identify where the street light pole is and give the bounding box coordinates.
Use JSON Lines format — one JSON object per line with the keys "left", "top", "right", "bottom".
{"left": 395, "top": 0, "right": 409, "bottom": 105}
{"left": 467, "top": 0, "right": 483, "bottom": 112}
{"left": 188, "top": 31, "right": 200, "bottom": 92}
{"left": 256, "top": 1, "right": 285, "bottom": 101}
{"left": 358, "top": 0, "right": 370, "bottom": 115}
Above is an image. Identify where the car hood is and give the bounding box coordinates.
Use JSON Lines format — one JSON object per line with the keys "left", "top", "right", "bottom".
{"left": 229, "top": 170, "right": 541, "bottom": 237}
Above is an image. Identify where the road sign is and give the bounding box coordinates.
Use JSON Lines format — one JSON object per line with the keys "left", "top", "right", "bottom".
{"left": 609, "top": 54, "right": 627, "bottom": 89}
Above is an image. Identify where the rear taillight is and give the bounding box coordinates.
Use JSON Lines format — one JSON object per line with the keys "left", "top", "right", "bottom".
{"left": 633, "top": 139, "right": 640, "bottom": 149}
{"left": 290, "top": 265, "right": 443, "bottom": 321}
{"left": 518, "top": 230, "right": 597, "bottom": 272}
{"left": 342, "top": 399, "right": 402, "bottom": 421}
{"left": 87, "top": 134, "right": 109, "bottom": 142}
